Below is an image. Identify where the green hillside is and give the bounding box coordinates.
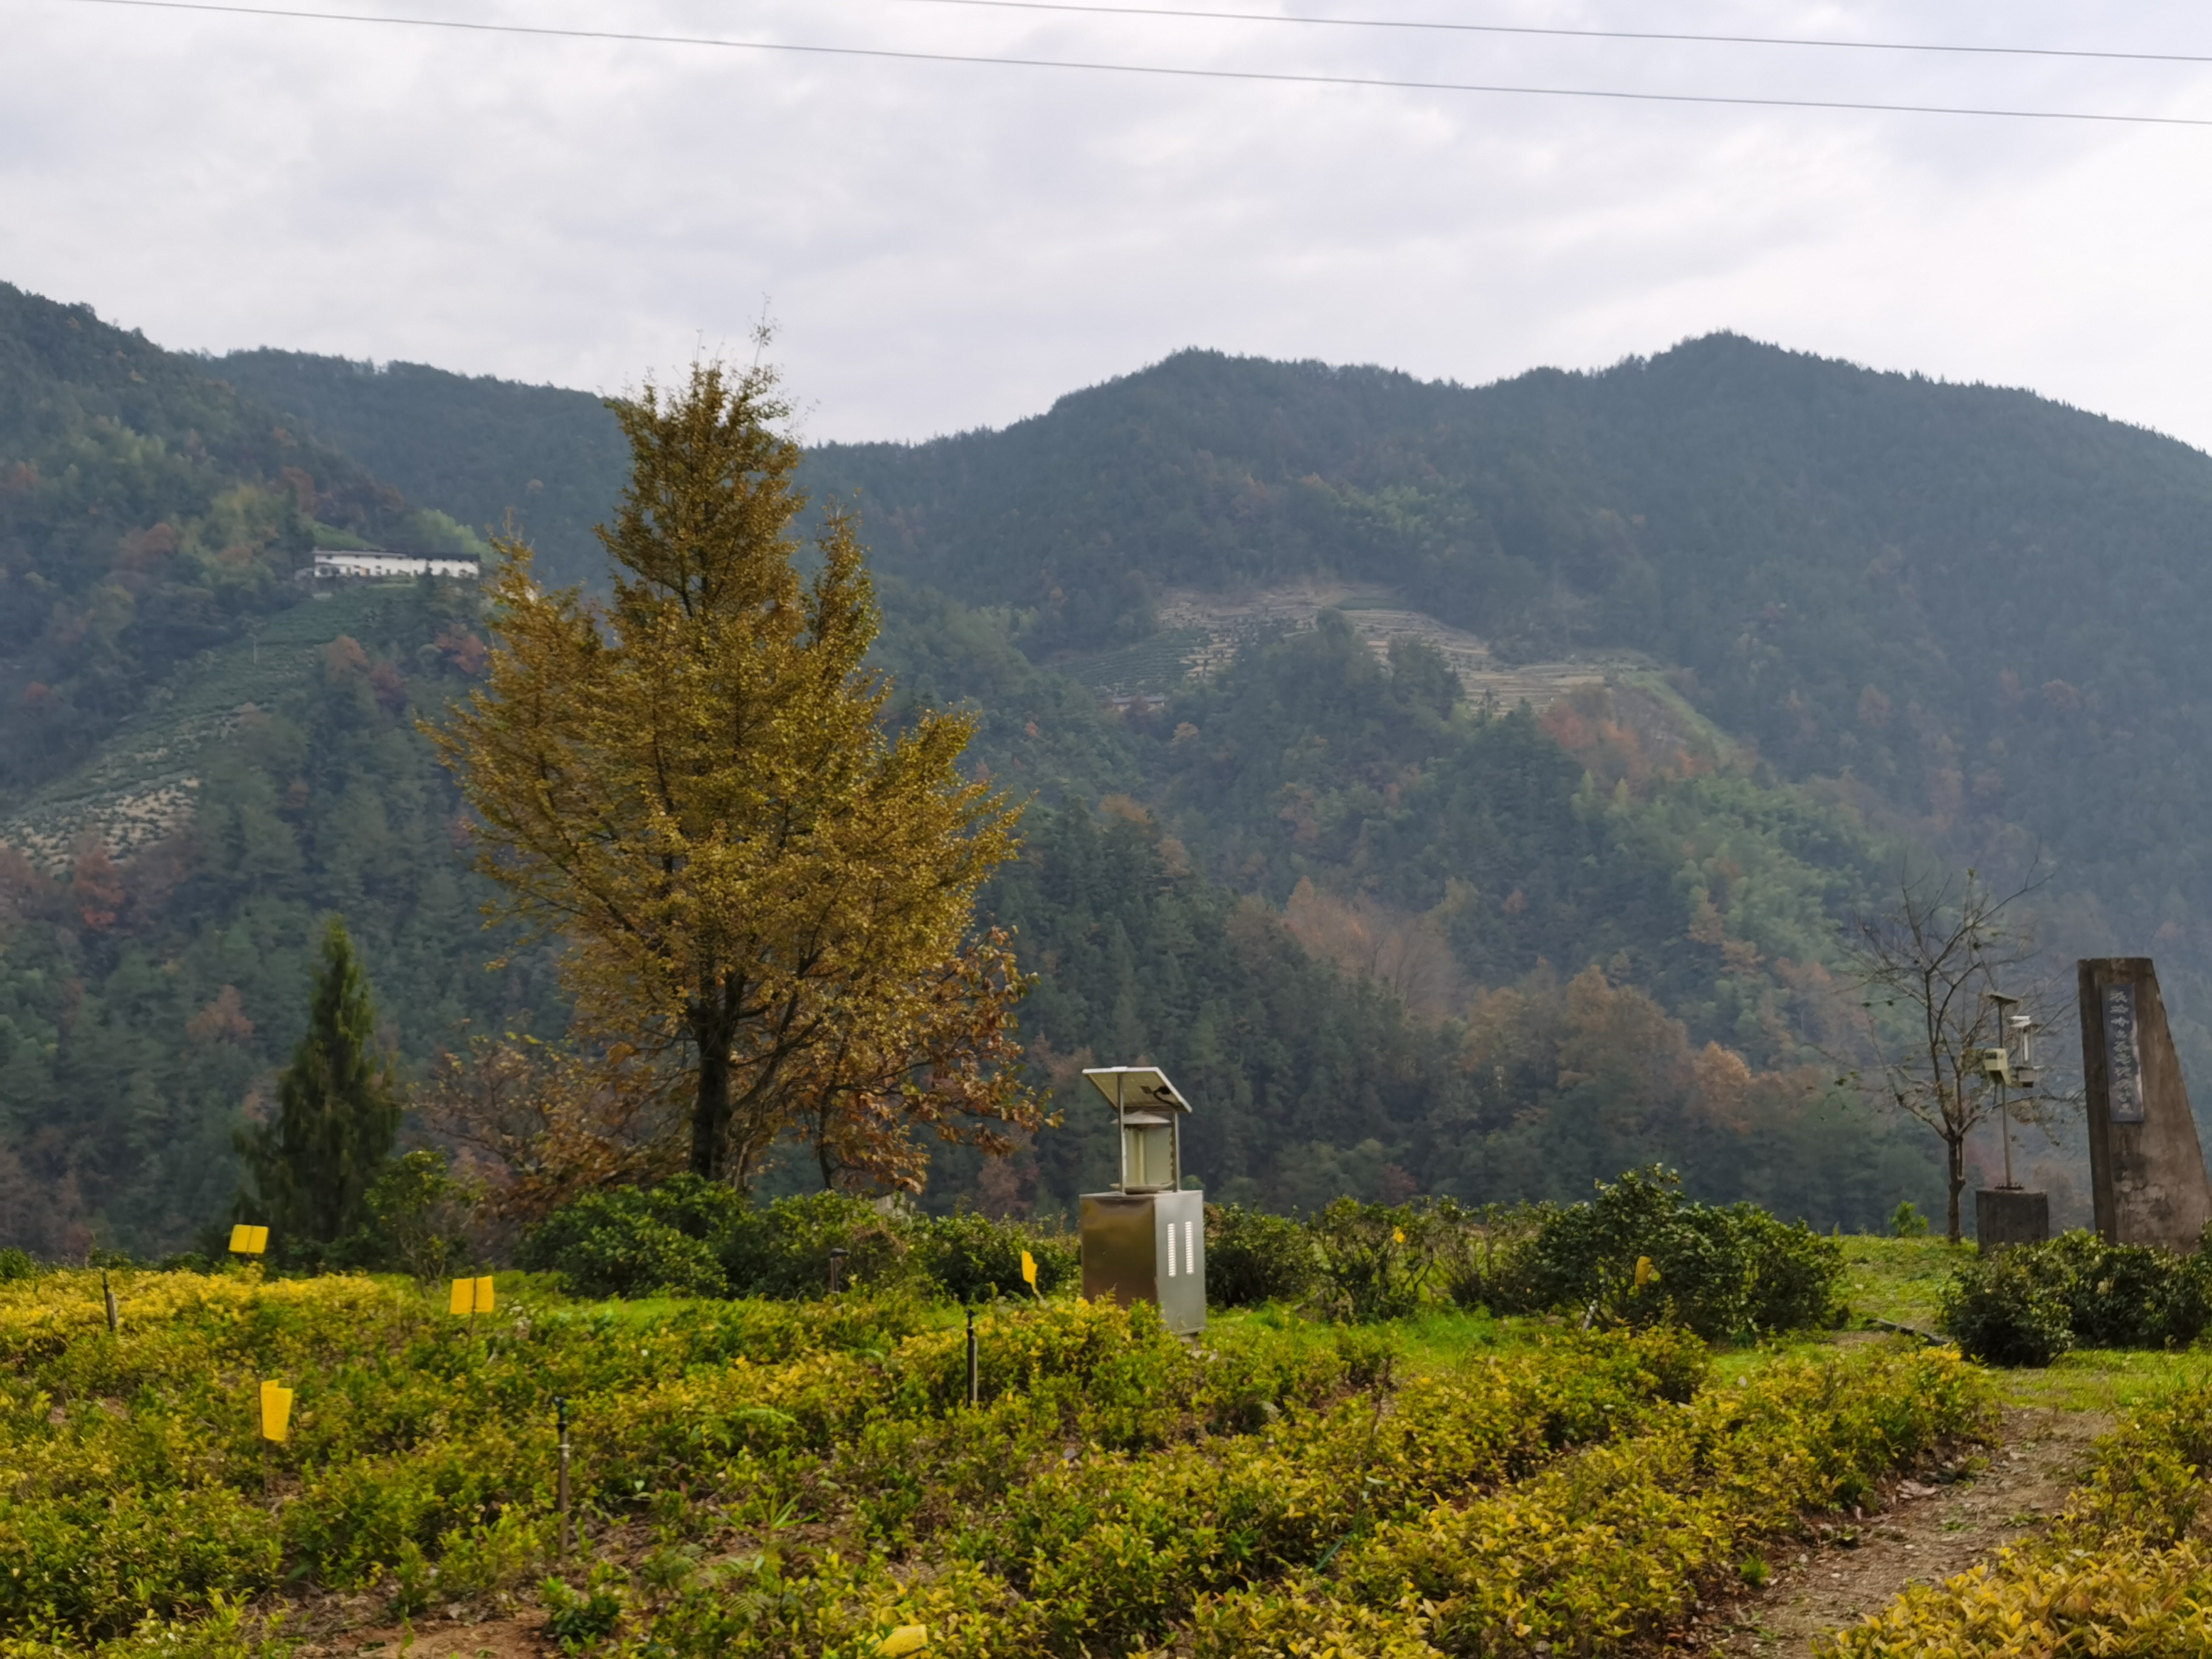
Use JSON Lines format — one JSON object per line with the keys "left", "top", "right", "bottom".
{"left": 220, "top": 338, "right": 2212, "bottom": 1024}
{"left": 814, "top": 346, "right": 2212, "bottom": 1068}
{"left": 59, "top": 305, "right": 2205, "bottom": 1250}
{"left": 215, "top": 348, "right": 628, "bottom": 590}
{"left": 0, "top": 283, "right": 480, "bottom": 802}
{"left": 0, "top": 575, "right": 557, "bottom": 1257}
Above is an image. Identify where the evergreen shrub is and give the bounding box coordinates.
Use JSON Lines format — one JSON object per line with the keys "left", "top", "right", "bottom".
{"left": 1941, "top": 1227, "right": 2212, "bottom": 1365}
{"left": 1504, "top": 1167, "right": 1845, "bottom": 1341}
{"left": 1307, "top": 1198, "right": 1452, "bottom": 1322}
{"left": 1204, "top": 1203, "right": 1315, "bottom": 1306}
{"left": 520, "top": 1183, "right": 1078, "bottom": 1304}
{"left": 517, "top": 1177, "right": 735, "bottom": 1298}
{"left": 1941, "top": 1248, "right": 2075, "bottom": 1367}
{"left": 718, "top": 1191, "right": 916, "bottom": 1299}
{"left": 914, "top": 1210, "right": 1076, "bottom": 1302}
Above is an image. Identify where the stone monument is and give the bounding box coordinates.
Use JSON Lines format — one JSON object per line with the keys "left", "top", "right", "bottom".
{"left": 2079, "top": 957, "right": 2212, "bottom": 1252}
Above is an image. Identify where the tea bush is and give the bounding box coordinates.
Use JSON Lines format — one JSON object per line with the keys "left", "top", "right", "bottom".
{"left": 517, "top": 1179, "right": 732, "bottom": 1298}
{"left": 912, "top": 1210, "right": 1076, "bottom": 1302}
{"left": 1940, "top": 1227, "right": 2212, "bottom": 1365}
{"left": 1822, "top": 1373, "right": 2212, "bottom": 1656}
{"left": 518, "top": 1185, "right": 1082, "bottom": 1305}
{"left": 719, "top": 1190, "right": 918, "bottom": 1298}
{"left": 460, "top": 1171, "right": 1859, "bottom": 1344}
{"left": 1196, "top": 1343, "right": 1992, "bottom": 1658}
{"left": 1307, "top": 1198, "right": 1452, "bottom": 1322}
{"left": 1504, "top": 1168, "right": 1846, "bottom": 1340}
{"left": 0, "top": 1264, "right": 1734, "bottom": 1657}
{"left": 1204, "top": 1203, "right": 1315, "bottom": 1307}
{"left": 1940, "top": 1245, "right": 2076, "bottom": 1367}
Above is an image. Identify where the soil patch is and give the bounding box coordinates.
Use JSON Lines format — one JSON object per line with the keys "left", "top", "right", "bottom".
{"left": 1698, "top": 1404, "right": 2106, "bottom": 1655}
{"left": 303, "top": 1613, "right": 548, "bottom": 1658}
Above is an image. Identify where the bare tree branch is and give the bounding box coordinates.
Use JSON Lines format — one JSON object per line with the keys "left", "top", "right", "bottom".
{"left": 1843, "top": 860, "right": 2063, "bottom": 1242}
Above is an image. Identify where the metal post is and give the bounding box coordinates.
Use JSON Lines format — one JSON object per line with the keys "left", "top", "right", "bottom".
{"left": 102, "top": 1269, "right": 119, "bottom": 1335}
{"left": 965, "top": 1307, "right": 979, "bottom": 1408}
{"left": 828, "top": 1248, "right": 846, "bottom": 1296}
{"left": 556, "top": 1396, "right": 572, "bottom": 1558}
{"left": 2000, "top": 1078, "right": 2015, "bottom": 1189}
{"left": 1115, "top": 1071, "right": 1128, "bottom": 1191}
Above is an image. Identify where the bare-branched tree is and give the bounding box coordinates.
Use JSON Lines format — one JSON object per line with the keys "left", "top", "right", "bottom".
{"left": 1845, "top": 864, "right": 2065, "bottom": 1242}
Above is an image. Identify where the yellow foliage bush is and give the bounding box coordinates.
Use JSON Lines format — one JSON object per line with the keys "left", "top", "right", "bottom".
{"left": 1196, "top": 1345, "right": 1991, "bottom": 1658}
{"left": 1821, "top": 1372, "right": 2212, "bottom": 1658}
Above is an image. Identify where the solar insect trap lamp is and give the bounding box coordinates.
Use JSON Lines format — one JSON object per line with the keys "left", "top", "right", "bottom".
{"left": 1079, "top": 1065, "right": 1205, "bottom": 1335}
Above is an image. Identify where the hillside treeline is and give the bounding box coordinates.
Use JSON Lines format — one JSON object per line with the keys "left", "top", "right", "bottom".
{"left": 27, "top": 295, "right": 2157, "bottom": 1248}
{"left": 0, "top": 583, "right": 555, "bottom": 1256}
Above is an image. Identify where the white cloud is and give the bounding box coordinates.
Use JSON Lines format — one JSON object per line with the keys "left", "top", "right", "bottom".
{"left": 5, "top": 0, "right": 2212, "bottom": 444}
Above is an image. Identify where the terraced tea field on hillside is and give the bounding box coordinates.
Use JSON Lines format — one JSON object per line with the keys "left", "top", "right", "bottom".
{"left": 0, "top": 586, "right": 406, "bottom": 868}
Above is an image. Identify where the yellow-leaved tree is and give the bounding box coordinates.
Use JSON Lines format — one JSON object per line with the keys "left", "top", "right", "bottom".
{"left": 433, "top": 353, "right": 1039, "bottom": 1190}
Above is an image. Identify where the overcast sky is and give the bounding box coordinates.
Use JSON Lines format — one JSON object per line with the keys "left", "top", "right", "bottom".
{"left": 7, "top": 0, "right": 2212, "bottom": 446}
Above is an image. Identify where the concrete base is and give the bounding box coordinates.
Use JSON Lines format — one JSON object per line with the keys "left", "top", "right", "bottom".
{"left": 1976, "top": 1188, "right": 2049, "bottom": 1251}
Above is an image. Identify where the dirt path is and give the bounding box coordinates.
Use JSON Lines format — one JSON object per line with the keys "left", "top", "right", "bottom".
{"left": 305, "top": 1614, "right": 548, "bottom": 1658}
{"left": 1695, "top": 1404, "right": 2106, "bottom": 1656}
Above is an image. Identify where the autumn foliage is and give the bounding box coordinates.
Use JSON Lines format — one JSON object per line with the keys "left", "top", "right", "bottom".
{"left": 433, "top": 352, "right": 1039, "bottom": 1191}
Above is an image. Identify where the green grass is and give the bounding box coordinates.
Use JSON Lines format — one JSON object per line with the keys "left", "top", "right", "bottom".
{"left": 1836, "top": 1234, "right": 1964, "bottom": 1330}
{"left": 1999, "top": 1347, "right": 2212, "bottom": 1412}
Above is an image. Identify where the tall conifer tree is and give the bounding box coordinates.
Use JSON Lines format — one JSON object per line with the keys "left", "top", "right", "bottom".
{"left": 236, "top": 917, "right": 400, "bottom": 1246}
{"left": 434, "top": 352, "right": 1034, "bottom": 1189}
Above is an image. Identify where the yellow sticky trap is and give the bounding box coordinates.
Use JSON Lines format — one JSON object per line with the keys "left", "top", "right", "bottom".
{"left": 1020, "top": 1250, "right": 1037, "bottom": 1288}
{"left": 259, "top": 1381, "right": 293, "bottom": 1443}
{"left": 877, "top": 1626, "right": 929, "bottom": 1657}
{"left": 1635, "top": 1256, "right": 1658, "bottom": 1289}
{"left": 474, "top": 1275, "right": 494, "bottom": 1314}
{"left": 229, "top": 1224, "right": 269, "bottom": 1255}
{"left": 449, "top": 1275, "right": 495, "bottom": 1315}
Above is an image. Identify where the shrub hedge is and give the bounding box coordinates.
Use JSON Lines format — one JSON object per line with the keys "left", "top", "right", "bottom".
{"left": 1472, "top": 1167, "right": 1847, "bottom": 1340}
{"left": 1194, "top": 1343, "right": 1989, "bottom": 1657}
{"left": 518, "top": 1185, "right": 1072, "bottom": 1304}
{"left": 507, "top": 1170, "right": 1847, "bottom": 1344}
{"left": 1942, "top": 1227, "right": 2212, "bottom": 1366}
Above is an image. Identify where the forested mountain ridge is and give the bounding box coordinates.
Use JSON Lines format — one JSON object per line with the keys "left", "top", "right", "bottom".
{"left": 177, "top": 324, "right": 2212, "bottom": 1213}
{"left": 816, "top": 342, "right": 2212, "bottom": 1070}
{"left": 226, "top": 333, "right": 2212, "bottom": 964}
{"left": 39, "top": 295, "right": 2211, "bottom": 1252}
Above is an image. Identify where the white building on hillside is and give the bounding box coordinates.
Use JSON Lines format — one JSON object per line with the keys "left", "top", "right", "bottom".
{"left": 312, "top": 551, "right": 479, "bottom": 581}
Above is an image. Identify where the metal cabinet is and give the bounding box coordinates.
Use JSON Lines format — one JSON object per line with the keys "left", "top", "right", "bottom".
{"left": 1079, "top": 1065, "right": 1205, "bottom": 1335}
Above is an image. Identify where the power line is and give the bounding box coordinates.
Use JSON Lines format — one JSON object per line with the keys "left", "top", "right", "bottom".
{"left": 41, "top": 0, "right": 2212, "bottom": 128}
{"left": 895, "top": 0, "right": 2212, "bottom": 70}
